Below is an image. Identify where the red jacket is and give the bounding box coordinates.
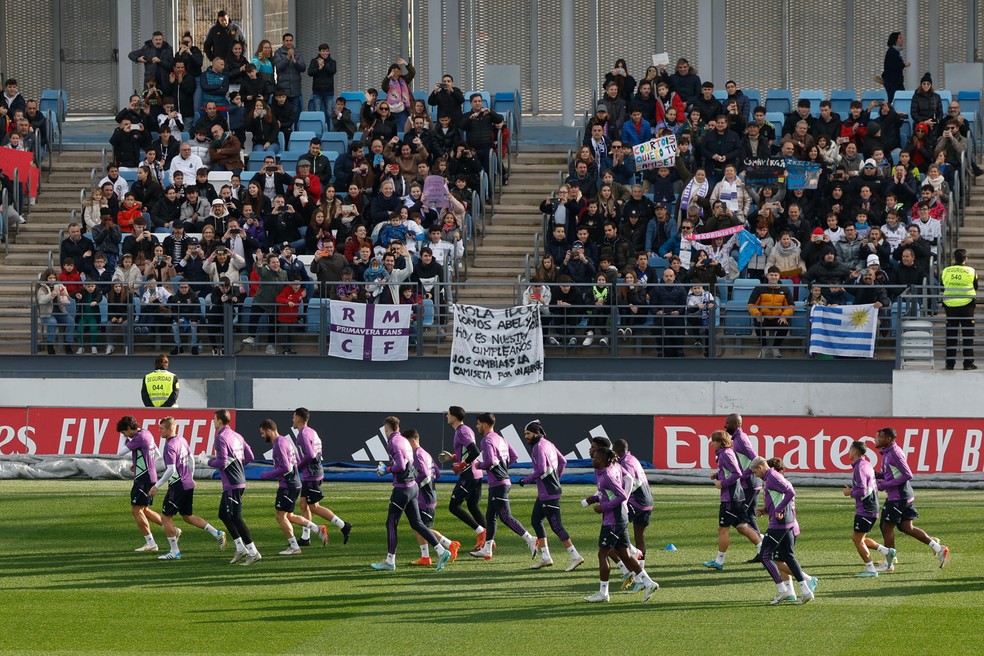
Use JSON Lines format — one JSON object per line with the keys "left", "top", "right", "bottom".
{"left": 117, "top": 203, "right": 143, "bottom": 233}
{"left": 58, "top": 269, "right": 83, "bottom": 295}
{"left": 276, "top": 286, "right": 305, "bottom": 323}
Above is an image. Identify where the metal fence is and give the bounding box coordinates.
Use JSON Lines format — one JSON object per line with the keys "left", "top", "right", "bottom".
{"left": 11, "top": 277, "right": 980, "bottom": 364}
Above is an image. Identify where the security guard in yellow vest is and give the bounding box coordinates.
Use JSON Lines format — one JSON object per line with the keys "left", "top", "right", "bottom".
{"left": 941, "top": 248, "right": 978, "bottom": 370}
{"left": 142, "top": 354, "right": 180, "bottom": 407}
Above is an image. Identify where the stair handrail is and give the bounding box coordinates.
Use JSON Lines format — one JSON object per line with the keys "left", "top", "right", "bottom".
{"left": 89, "top": 168, "right": 98, "bottom": 190}
{"left": 524, "top": 253, "right": 531, "bottom": 285}
{"left": 1, "top": 188, "right": 8, "bottom": 257}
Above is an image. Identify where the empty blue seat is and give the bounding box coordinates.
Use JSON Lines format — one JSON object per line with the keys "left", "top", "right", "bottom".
{"left": 860, "top": 89, "right": 888, "bottom": 106}
{"left": 743, "top": 89, "right": 761, "bottom": 118}
{"left": 320, "top": 131, "right": 349, "bottom": 155}
{"left": 713, "top": 90, "right": 727, "bottom": 101}
{"left": 297, "top": 111, "right": 327, "bottom": 135}
{"left": 957, "top": 90, "right": 981, "bottom": 114}
{"left": 891, "top": 90, "right": 915, "bottom": 117}
{"left": 765, "top": 89, "right": 793, "bottom": 114}
{"left": 287, "top": 130, "right": 317, "bottom": 153}
{"left": 938, "top": 90, "right": 953, "bottom": 108}
{"left": 764, "top": 111, "right": 785, "bottom": 128}
{"left": 829, "top": 90, "right": 856, "bottom": 117}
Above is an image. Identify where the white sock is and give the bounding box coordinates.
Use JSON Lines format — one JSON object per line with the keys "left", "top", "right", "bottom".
{"left": 434, "top": 543, "right": 447, "bottom": 556}
{"left": 876, "top": 544, "right": 889, "bottom": 555}
{"left": 777, "top": 581, "right": 788, "bottom": 594}
{"left": 522, "top": 532, "right": 535, "bottom": 544}
{"left": 288, "top": 536, "right": 299, "bottom": 549}
{"left": 420, "top": 544, "right": 430, "bottom": 557}
{"left": 636, "top": 569, "right": 654, "bottom": 587}
{"left": 301, "top": 527, "right": 311, "bottom": 539}
{"left": 928, "top": 539, "right": 942, "bottom": 554}
{"left": 167, "top": 537, "right": 179, "bottom": 553}
{"left": 540, "top": 546, "right": 551, "bottom": 560}
{"left": 865, "top": 561, "right": 876, "bottom": 572}
{"left": 306, "top": 521, "right": 319, "bottom": 531}
{"left": 756, "top": 541, "right": 763, "bottom": 553}
{"left": 617, "top": 561, "right": 630, "bottom": 575}
{"left": 203, "top": 523, "right": 220, "bottom": 538}
{"left": 233, "top": 537, "right": 245, "bottom": 553}
{"left": 639, "top": 559, "right": 646, "bottom": 570}
{"left": 331, "top": 516, "right": 346, "bottom": 529}
{"left": 715, "top": 551, "right": 726, "bottom": 565}
{"left": 438, "top": 536, "right": 452, "bottom": 549}
{"left": 567, "top": 545, "right": 580, "bottom": 559}
{"left": 245, "top": 542, "right": 258, "bottom": 556}
{"left": 144, "top": 533, "right": 156, "bottom": 546}
{"left": 385, "top": 553, "right": 396, "bottom": 566}
{"left": 799, "top": 579, "right": 811, "bottom": 595}
{"left": 599, "top": 580, "right": 609, "bottom": 595}
{"left": 475, "top": 526, "right": 486, "bottom": 535}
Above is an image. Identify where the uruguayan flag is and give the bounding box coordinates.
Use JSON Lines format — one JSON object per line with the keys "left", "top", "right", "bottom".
{"left": 809, "top": 304, "right": 877, "bottom": 358}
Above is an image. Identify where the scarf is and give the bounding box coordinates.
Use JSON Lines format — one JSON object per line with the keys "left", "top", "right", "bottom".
{"left": 680, "top": 178, "right": 708, "bottom": 215}
{"left": 718, "top": 179, "right": 739, "bottom": 213}
{"left": 592, "top": 286, "right": 609, "bottom": 302}
{"left": 386, "top": 76, "right": 411, "bottom": 110}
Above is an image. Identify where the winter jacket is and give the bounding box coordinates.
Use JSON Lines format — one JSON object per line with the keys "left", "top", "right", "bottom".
{"left": 428, "top": 87, "right": 466, "bottom": 125}
{"left": 307, "top": 54, "right": 337, "bottom": 94}
{"left": 128, "top": 39, "right": 175, "bottom": 85}
{"left": 766, "top": 238, "right": 805, "bottom": 277}
{"left": 911, "top": 89, "right": 944, "bottom": 125}
{"left": 208, "top": 133, "right": 243, "bottom": 170}
{"left": 204, "top": 21, "right": 246, "bottom": 61}
{"left": 200, "top": 67, "right": 230, "bottom": 107}
{"left": 747, "top": 284, "right": 794, "bottom": 318}
{"left": 274, "top": 46, "right": 307, "bottom": 98}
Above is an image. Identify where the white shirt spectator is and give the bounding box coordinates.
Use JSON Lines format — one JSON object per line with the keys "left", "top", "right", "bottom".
{"left": 169, "top": 151, "right": 204, "bottom": 180}
{"left": 99, "top": 175, "right": 129, "bottom": 198}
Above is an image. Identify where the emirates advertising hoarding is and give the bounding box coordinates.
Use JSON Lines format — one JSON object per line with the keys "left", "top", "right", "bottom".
{"left": 653, "top": 416, "right": 984, "bottom": 474}
{"left": 3, "top": 407, "right": 983, "bottom": 476}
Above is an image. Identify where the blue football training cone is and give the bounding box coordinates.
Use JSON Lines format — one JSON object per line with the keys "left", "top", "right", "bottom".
{"left": 664, "top": 544, "right": 677, "bottom": 551}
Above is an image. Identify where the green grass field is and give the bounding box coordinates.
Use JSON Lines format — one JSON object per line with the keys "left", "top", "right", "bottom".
{"left": 0, "top": 480, "right": 981, "bottom": 656}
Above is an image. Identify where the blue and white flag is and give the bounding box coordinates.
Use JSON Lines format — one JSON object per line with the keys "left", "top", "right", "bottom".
{"left": 734, "top": 228, "right": 764, "bottom": 273}
{"left": 808, "top": 304, "right": 878, "bottom": 358}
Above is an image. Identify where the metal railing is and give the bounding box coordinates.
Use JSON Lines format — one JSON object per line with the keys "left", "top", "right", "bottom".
{"left": 894, "top": 284, "right": 983, "bottom": 369}
{"left": 7, "top": 278, "right": 976, "bottom": 362}
{"left": 1, "top": 188, "right": 9, "bottom": 256}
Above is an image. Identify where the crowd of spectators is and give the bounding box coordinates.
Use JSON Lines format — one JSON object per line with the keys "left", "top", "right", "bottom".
{"left": 531, "top": 55, "right": 972, "bottom": 352}
{"left": 37, "top": 9, "right": 520, "bottom": 356}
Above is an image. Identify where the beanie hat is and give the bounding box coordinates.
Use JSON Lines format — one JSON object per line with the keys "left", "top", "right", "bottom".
{"left": 921, "top": 71, "right": 933, "bottom": 85}
{"left": 524, "top": 420, "right": 546, "bottom": 437}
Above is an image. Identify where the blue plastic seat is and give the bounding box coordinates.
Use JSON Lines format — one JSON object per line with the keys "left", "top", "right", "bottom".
{"left": 938, "top": 90, "right": 953, "bottom": 108}
{"left": 764, "top": 111, "right": 785, "bottom": 128}
{"left": 743, "top": 89, "right": 761, "bottom": 118}
{"left": 829, "top": 90, "right": 856, "bottom": 117}
{"left": 798, "top": 90, "right": 825, "bottom": 116}
{"left": 765, "top": 89, "right": 793, "bottom": 114}
{"left": 287, "top": 130, "right": 317, "bottom": 153}
{"left": 463, "top": 90, "right": 492, "bottom": 112}
{"left": 891, "top": 90, "right": 915, "bottom": 117}
{"left": 860, "top": 89, "right": 888, "bottom": 106}
{"left": 957, "top": 90, "right": 980, "bottom": 114}
{"left": 713, "top": 90, "right": 727, "bottom": 101}
{"left": 297, "top": 111, "right": 327, "bottom": 135}
{"left": 721, "top": 279, "right": 760, "bottom": 336}
{"left": 320, "top": 131, "right": 349, "bottom": 155}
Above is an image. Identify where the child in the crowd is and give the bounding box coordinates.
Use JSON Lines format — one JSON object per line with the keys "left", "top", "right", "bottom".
{"left": 686, "top": 282, "right": 715, "bottom": 357}
{"left": 276, "top": 275, "right": 306, "bottom": 355}
{"left": 74, "top": 281, "right": 103, "bottom": 354}
{"left": 335, "top": 267, "right": 361, "bottom": 302}
{"left": 58, "top": 258, "right": 83, "bottom": 296}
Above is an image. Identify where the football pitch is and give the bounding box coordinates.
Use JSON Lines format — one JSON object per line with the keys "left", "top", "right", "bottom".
{"left": 0, "top": 480, "right": 980, "bottom": 656}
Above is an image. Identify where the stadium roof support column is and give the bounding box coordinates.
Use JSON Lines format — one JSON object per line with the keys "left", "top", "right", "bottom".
{"left": 697, "top": 0, "right": 714, "bottom": 87}
{"left": 906, "top": 0, "right": 919, "bottom": 90}
{"left": 249, "top": 0, "right": 264, "bottom": 63}
{"left": 445, "top": 0, "right": 461, "bottom": 86}
{"left": 427, "top": 0, "right": 443, "bottom": 87}
{"left": 561, "top": 0, "right": 574, "bottom": 126}
{"left": 116, "top": 2, "right": 134, "bottom": 111}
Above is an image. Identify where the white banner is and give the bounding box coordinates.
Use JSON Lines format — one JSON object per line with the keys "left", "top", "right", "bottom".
{"left": 329, "top": 300, "right": 412, "bottom": 361}
{"left": 450, "top": 304, "right": 544, "bottom": 387}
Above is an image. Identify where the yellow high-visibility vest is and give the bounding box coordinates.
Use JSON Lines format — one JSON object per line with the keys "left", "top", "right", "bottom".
{"left": 942, "top": 265, "right": 977, "bottom": 308}
{"left": 143, "top": 371, "right": 176, "bottom": 407}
